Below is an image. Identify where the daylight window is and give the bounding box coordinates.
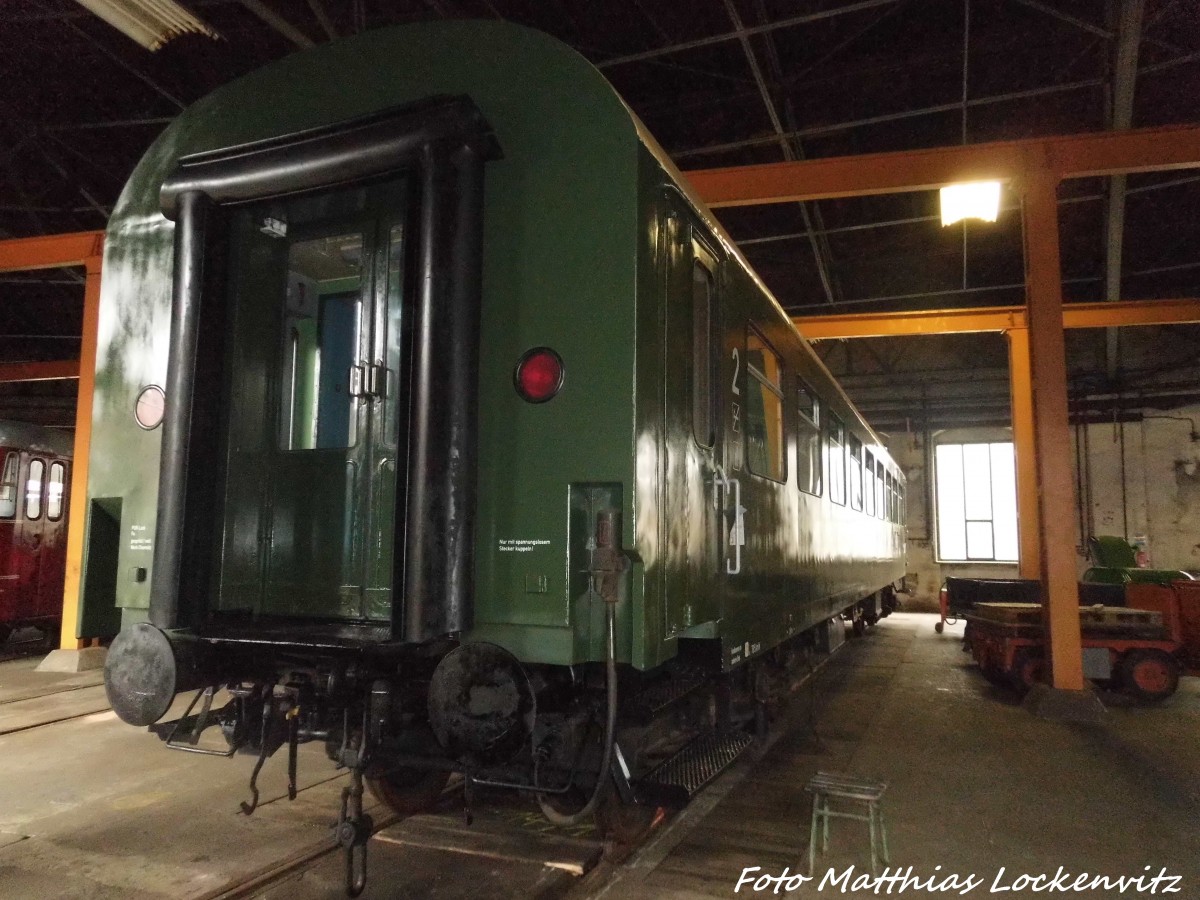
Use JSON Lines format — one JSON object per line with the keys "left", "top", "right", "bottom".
{"left": 935, "top": 442, "right": 1018, "bottom": 562}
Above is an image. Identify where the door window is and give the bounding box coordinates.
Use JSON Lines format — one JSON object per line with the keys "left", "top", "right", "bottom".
{"left": 745, "top": 329, "right": 786, "bottom": 482}
{"left": 692, "top": 260, "right": 716, "bottom": 448}
{"left": 281, "top": 232, "right": 364, "bottom": 450}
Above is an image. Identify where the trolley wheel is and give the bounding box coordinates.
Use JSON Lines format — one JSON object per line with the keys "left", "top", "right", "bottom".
{"left": 980, "top": 662, "right": 1008, "bottom": 687}
{"left": 1009, "top": 649, "right": 1044, "bottom": 693}
{"left": 934, "top": 621, "right": 945, "bottom": 634}
{"left": 1119, "top": 649, "right": 1180, "bottom": 702}
{"left": 366, "top": 766, "right": 451, "bottom": 817}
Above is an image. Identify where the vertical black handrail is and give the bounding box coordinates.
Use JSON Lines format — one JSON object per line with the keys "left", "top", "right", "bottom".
{"left": 402, "top": 138, "right": 486, "bottom": 641}
{"left": 150, "top": 189, "right": 209, "bottom": 630}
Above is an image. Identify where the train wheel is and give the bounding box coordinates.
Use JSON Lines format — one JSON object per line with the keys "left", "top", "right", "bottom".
{"left": 366, "top": 766, "right": 451, "bottom": 817}
{"left": 1119, "top": 650, "right": 1180, "bottom": 702}
{"left": 1009, "top": 649, "right": 1044, "bottom": 693}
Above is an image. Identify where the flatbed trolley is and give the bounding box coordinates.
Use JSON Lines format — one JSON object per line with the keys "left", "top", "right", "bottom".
{"left": 935, "top": 577, "right": 1040, "bottom": 635}
{"left": 964, "top": 580, "right": 1200, "bottom": 701}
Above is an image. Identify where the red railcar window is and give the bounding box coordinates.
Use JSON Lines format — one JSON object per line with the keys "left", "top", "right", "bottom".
{"left": 47, "top": 461, "right": 66, "bottom": 521}
{"left": 0, "top": 452, "right": 16, "bottom": 518}
{"left": 25, "top": 459, "right": 44, "bottom": 520}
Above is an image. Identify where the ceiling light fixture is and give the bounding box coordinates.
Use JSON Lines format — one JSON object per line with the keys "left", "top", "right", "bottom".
{"left": 940, "top": 181, "right": 1002, "bottom": 227}
{"left": 73, "top": 0, "right": 220, "bottom": 51}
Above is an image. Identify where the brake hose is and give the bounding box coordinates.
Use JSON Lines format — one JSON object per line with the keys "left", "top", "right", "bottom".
{"left": 537, "top": 601, "right": 618, "bottom": 826}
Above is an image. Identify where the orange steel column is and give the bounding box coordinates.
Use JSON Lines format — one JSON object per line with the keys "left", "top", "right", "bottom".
{"left": 58, "top": 254, "right": 102, "bottom": 650}
{"left": 1023, "top": 170, "right": 1084, "bottom": 691}
{"left": 1006, "top": 327, "right": 1041, "bottom": 580}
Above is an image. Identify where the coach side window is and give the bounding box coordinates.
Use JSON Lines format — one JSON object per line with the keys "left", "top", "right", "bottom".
{"left": 796, "top": 383, "right": 821, "bottom": 495}
{"left": 864, "top": 450, "right": 876, "bottom": 516}
{"left": 0, "top": 453, "right": 17, "bottom": 518}
{"left": 692, "top": 260, "right": 716, "bottom": 448}
{"left": 47, "top": 462, "right": 66, "bottom": 521}
{"left": 827, "top": 414, "right": 845, "bottom": 505}
{"left": 25, "top": 459, "right": 44, "bottom": 520}
{"left": 876, "top": 459, "right": 886, "bottom": 518}
{"left": 745, "top": 330, "right": 786, "bottom": 482}
{"left": 849, "top": 436, "right": 864, "bottom": 511}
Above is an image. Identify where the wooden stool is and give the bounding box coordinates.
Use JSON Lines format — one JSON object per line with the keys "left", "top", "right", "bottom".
{"left": 805, "top": 770, "right": 890, "bottom": 876}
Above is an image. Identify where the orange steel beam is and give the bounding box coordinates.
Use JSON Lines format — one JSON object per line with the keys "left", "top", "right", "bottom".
{"left": 686, "top": 123, "right": 1200, "bottom": 206}
{"left": 0, "top": 231, "right": 105, "bottom": 273}
{"left": 0, "top": 360, "right": 80, "bottom": 382}
{"left": 1006, "top": 328, "right": 1040, "bottom": 581}
{"left": 59, "top": 256, "right": 102, "bottom": 650}
{"left": 794, "top": 298, "right": 1200, "bottom": 340}
{"left": 0, "top": 231, "right": 106, "bottom": 648}
{"left": 1024, "top": 172, "right": 1084, "bottom": 692}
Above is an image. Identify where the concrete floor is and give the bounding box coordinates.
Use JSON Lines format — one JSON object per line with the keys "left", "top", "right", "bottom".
{"left": 2, "top": 614, "right": 1199, "bottom": 898}
{"left": 593, "top": 612, "right": 1200, "bottom": 898}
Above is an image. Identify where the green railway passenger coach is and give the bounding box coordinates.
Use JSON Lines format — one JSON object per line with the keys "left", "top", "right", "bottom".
{"left": 89, "top": 20, "right": 905, "bottom": 892}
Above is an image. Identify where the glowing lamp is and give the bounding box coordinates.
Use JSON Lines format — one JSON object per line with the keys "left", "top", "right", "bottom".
{"left": 939, "top": 181, "right": 1002, "bottom": 227}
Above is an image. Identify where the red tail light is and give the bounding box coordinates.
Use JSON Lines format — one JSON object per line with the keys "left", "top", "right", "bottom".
{"left": 514, "top": 347, "right": 564, "bottom": 403}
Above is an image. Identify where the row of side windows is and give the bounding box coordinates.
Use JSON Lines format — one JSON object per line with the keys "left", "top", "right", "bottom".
{"left": 683, "top": 246, "right": 903, "bottom": 524}
{"left": 809, "top": 401, "right": 902, "bottom": 523}
{"left": 0, "top": 453, "right": 66, "bottom": 522}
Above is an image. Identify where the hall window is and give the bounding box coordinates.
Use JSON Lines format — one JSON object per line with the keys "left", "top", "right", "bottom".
{"left": 744, "top": 330, "right": 785, "bottom": 482}
{"left": 935, "top": 441, "right": 1018, "bottom": 562}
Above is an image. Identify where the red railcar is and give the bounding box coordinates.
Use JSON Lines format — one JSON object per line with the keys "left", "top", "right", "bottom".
{"left": 0, "top": 421, "right": 72, "bottom": 643}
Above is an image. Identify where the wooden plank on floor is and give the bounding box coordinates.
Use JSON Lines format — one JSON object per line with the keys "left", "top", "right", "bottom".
{"left": 377, "top": 808, "right": 604, "bottom": 876}
{"left": 0, "top": 657, "right": 104, "bottom": 705}
{"left": 0, "top": 684, "right": 110, "bottom": 734}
